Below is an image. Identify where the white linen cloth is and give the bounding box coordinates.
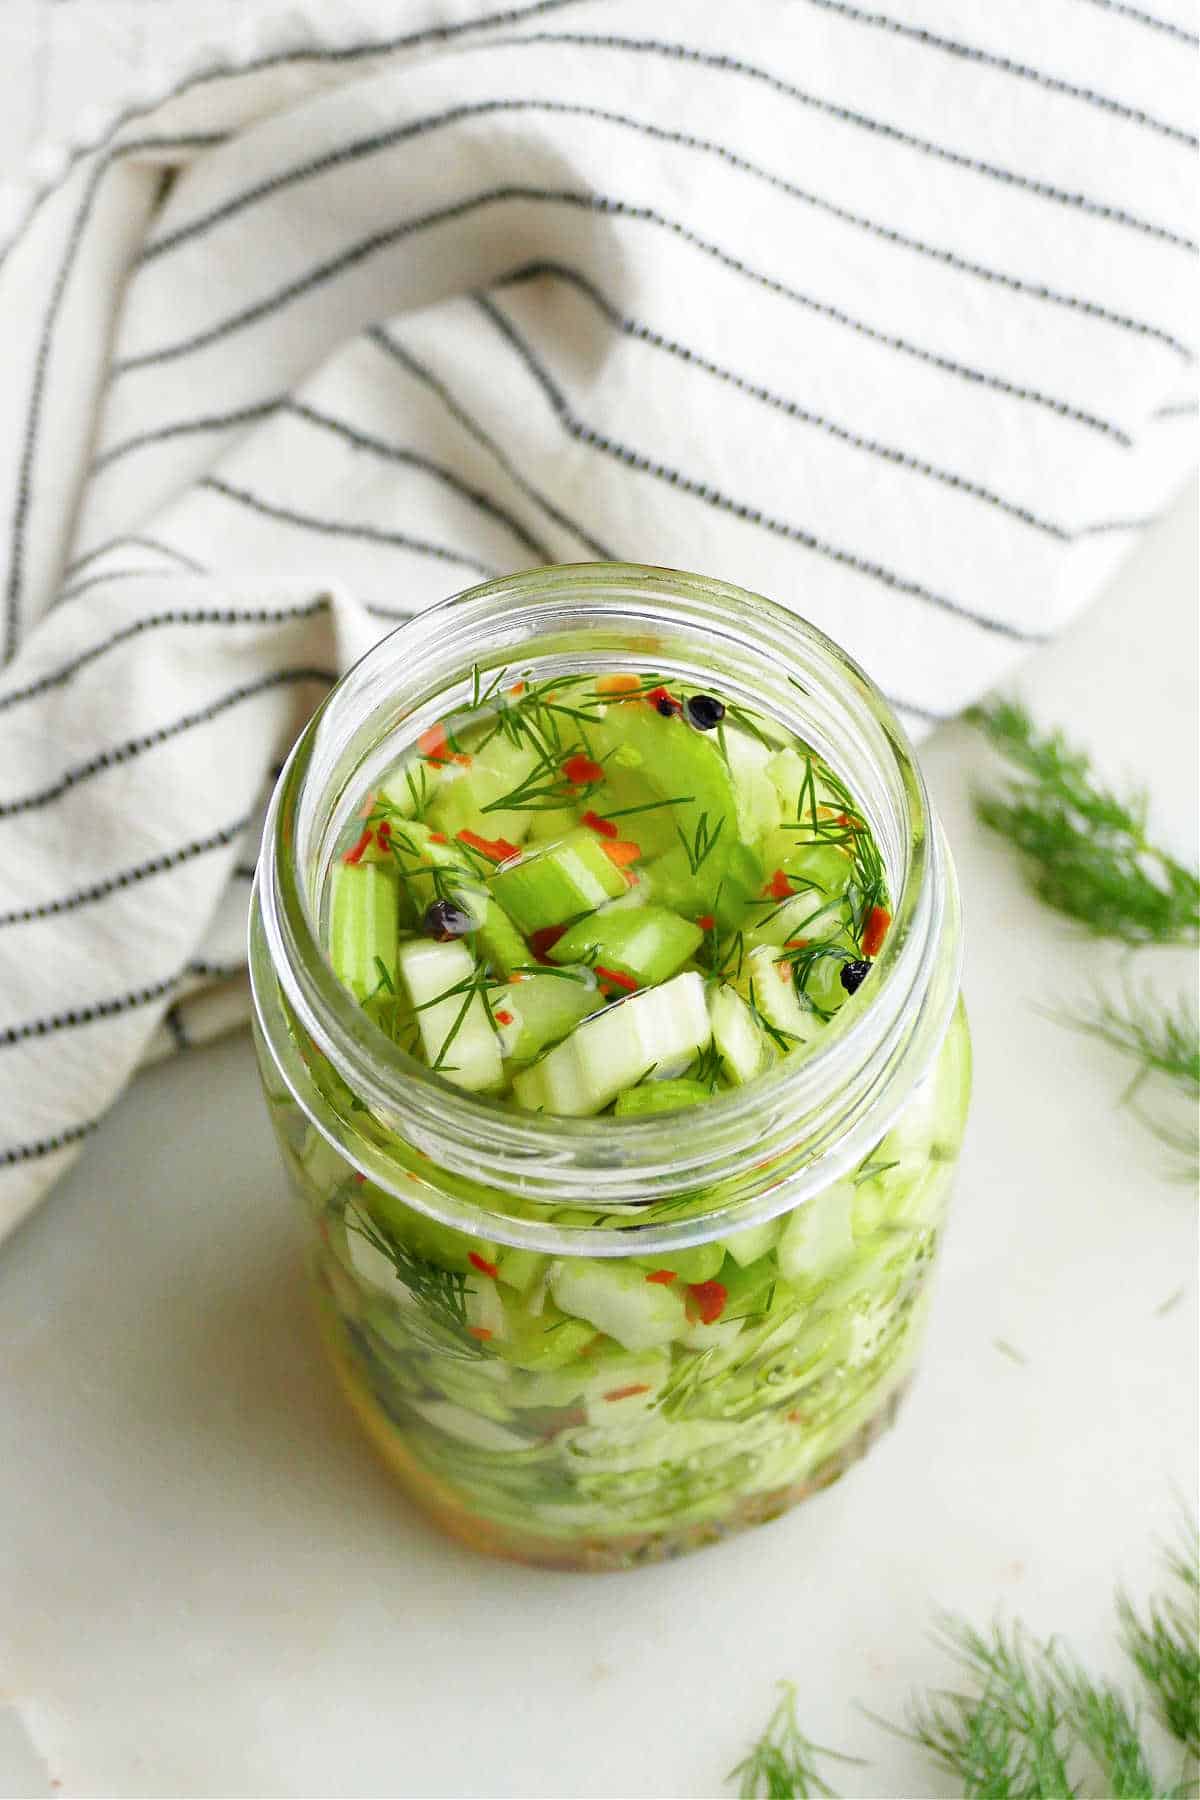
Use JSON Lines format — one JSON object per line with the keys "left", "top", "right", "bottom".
{"left": 0, "top": 0, "right": 1195, "bottom": 1240}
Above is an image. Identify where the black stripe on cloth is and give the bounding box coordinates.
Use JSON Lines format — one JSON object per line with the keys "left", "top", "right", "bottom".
{"left": 185, "top": 959, "right": 246, "bottom": 982}
{"left": 0, "top": 812, "right": 254, "bottom": 929}
{"left": 1075, "top": 0, "right": 1199, "bottom": 46}
{"left": 286, "top": 400, "right": 556, "bottom": 562}
{"left": 0, "top": 665, "right": 335, "bottom": 821}
{"left": 55, "top": 565, "right": 196, "bottom": 607}
{"left": 90, "top": 400, "right": 282, "bottom": 475}
{"left": 801, "top": 0, "right": 1197, "bottom": 148}
{"left": 1073, "top": 514, "right": 1156, "bottom": 534}
{"left": 112, "top": 186, "right": 1136, "bottom": 446}
{"left": 0, "top": 0, "right": 586, "bottom": 277}
{"left": 0, "top": 954, "right": 255, "bottom": 1054}
{"left": 475, "top": 294, "right": 1039, "bottom": 644}
{"left": 371, "top": 327, "right": 616, "bottom": 559}
{"left": 2, "top": 134, "right": 233, "bottom": 668}
{"left": 494, "top": 31, "right": 1198, "bottom": 252}
{"left": 0, "top": 597, "right": 327, "bottom": 716}
{"left": 498, "top": 260, "right": 1076, "bottom": 539}
{"left": 164, "top": 1006, "right": 191, "bottom": 1051}
{"left": 0, "top": 1116, "right": 100, "bottom": 1169}
{"left": 65, "top": 533, "right": 207, "bottom": 578}
{"left": 129, "top": 96, "right": 1190, "bottom": 360}
{"left": 198, "top": 476, "right": 498, "bottom": 576}
{"left": 1153, "top": 399, "right": 1198, "bottom": 417}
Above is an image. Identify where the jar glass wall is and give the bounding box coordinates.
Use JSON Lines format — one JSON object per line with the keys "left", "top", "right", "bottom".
{"left": 250, "top": 564, "right": 970, "bottom": 1571}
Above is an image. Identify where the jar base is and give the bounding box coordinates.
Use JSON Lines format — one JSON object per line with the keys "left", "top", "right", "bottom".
{"left": 324, "top": 1321, "right": 913, "bottom": 1573}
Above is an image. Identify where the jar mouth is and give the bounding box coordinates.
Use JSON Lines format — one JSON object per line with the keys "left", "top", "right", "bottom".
{"left": 252, "top": 563, "right": 960, "bottom": 1243}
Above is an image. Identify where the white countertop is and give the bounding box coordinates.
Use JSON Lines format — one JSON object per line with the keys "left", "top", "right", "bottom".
{"left": 1, "top": 479, "right": 1195, "bottom": 1798}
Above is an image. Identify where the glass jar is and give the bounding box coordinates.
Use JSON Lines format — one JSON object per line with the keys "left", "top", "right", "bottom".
{"left": 249, "top": 564, "right": 970, "bottom": 1572}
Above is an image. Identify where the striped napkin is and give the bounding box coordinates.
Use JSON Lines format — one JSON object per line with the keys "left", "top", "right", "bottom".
{"left": 0, "top": 0, "right": 1195, "bottom": 1240}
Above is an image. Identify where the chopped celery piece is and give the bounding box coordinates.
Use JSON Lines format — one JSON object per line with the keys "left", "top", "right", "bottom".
{"left": 426, "top": 736, "right": 539, "bottom": 846}
{"left": 722, "top": 721, "right": 782, "bottom": 840}
{"left": 759, "top": 832, "right": 854, "bottom": 899}
{"left": 613, "top": 1077, "right": 712, "bottom": 1117}
{"left": 777, "top": 1179, "right": 856, "bottom": 1285}
{"left": 550, "top": 1257, "right": 688, "bottom": 1351}
{"left": 328, "top": 861, "right": 400, "bottom": 999}
{"left": 722, "top": 1217, "right": 783, "bottom": 1267}
{"left": 709, "top": 983, "right": 772, "bottom": 1086}
{"left": 633, "top": 1240, "right": 724, "bottom": 1282}
{"left": 739, "top": 945, "right": 814, "bottom": 1047}
{"left": 549, "top": 904, "right": 703, "bottom": 987}
{"left": 489, "top": 970, "right": 598, "bottom": 1063}
{"left": 489, "top": 828, "right": 627, "bottom": 933}
{"left": 474, "top": 898, "right": 528, "bottom": 977}
{"left": 396, "top": 939, "right": 503, "bottom": 1093}
{"left": 512, "top": 972, "right": 711, "bottom": 1117}
{"left": 589, "top": 702, "right": 738, "bottom": 892}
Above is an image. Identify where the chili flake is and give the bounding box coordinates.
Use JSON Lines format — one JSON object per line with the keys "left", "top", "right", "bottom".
{"left": 468, "top": 1253, "right": 499, "bottom": 1278}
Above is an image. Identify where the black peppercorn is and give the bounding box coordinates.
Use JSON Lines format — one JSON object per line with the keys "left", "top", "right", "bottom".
{"left": 422, "top": 898, "right": 475, "bottom": 941}
{"left": 684, "top": 693, "right": 726, "bottom": 731}
{"left": 839, "top": 959, "right": 871, "bottom": 994}
{"left": 655, "top": 696, "right": 677, "bottom": 717}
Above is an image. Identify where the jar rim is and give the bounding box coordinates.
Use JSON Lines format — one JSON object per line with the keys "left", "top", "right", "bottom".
{"left": 251, "top": 562, "right": 961, "bottom": 1247}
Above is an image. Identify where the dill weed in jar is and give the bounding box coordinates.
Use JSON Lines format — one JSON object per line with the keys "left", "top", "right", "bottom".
{"left": 250, "top": 564, "right": 970, "bottom": 1571}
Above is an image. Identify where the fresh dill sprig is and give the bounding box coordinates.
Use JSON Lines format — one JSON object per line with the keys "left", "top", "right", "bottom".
{"left": 728, "top": 1683, "right": 859, "bottom": 1799}
{"left": 733, "top": 1533, "right": 1200, "bottom": 1799}
{"left": 1057, "top": 985, "right": 1199, "bottom": 1174}
{"left": 1118, "top": 1521, "right": 1200, "bottom": 1758}
{"left": 967, "top": 700, "right": 1200, "bottom": 946}
{"left": 342, "top": 1200, "right": 486, "bottom": 1352}
{"left": 677, "top": 809, "right": 726, "bottom": 877}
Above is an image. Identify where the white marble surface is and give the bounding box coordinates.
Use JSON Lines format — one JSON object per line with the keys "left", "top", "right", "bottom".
{"left": 0, "top": 480, "right": 1193, "bottom": 1798}
{"left": 1, "top": 15, "right": 1197, "bottom": 1796}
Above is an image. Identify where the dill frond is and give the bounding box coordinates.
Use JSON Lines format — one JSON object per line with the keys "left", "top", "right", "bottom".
{"left": 967, "top": 700, "right": 1200, "bottom": 947}
{"left": 1058, "top": 986, "right": 1199, "bottom": 1173}
{"left": 1118, "top": 1523, "right": 1200, "bottom": 1759}
{"left": 728, "top": 1683, "right": 857, "bottom": 1799}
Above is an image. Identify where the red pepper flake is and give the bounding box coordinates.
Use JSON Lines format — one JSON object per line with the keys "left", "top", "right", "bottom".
{"left": 343, "top": 826, "right": 374, "bottom": 865}
{"left": 603, "top": 1383, "right": 651, "bottom": 1402}
{"left": 457, "top": 828, "right": 521, "bottom": 864}
{"left": 686, "top": 1279, "right": 728, "bottom": 1325}
{"left": 784, "top": 937, "right": 809, "bottom": 949}
{"left": 601, "top": 838, "right": 642, "bottom": 869}
{"left": 863, "top": 905, "right": 891, "bottom": 958}
{"left": 509, "top": 680, "right": 526, "bottom": 696}
{"left": 468, "top": 1326, "right": 494, "bottom": 1341}
{"left": 777, "top": 961, "right": 792, "bottom": 982}
{"left": 563, "top": 753, "right": 605, "bottom": 786}
{"left": 696, "top": 914, "right": 715, "bottom": 931}
{"left": 596, "top": 965, "right": 639, "bottom": 992}
{"left": 428, "top": 830, "right": 448, "bottom": 845}
{"left": 375, "top": 819, "right": 392, "bottom": 842}
{"left": 494, "top": 1008, "right": 514, "bottom": 1026}
{"left": 765, "top": 868, "right": 793, "bottom": 900}
{"left": 581, "top": 809, "right": 619, "bottom": 839}
{"left": 418, "top": 724, "right": 450, "bottom": 763}
{"left": 529, "top": 923, "right": 567, "bottom": 962}
{"left": 468, "top": 1252, "right": 499, "bottom": 1278}
{"left": 358, "top": 791, "right": 377, "bottom": 820}
{"left": 508, "top": 971, "right": 529, "bottom": 984}
{"left": 645, "top": 1269, "right": 678, "bottom": 1285}
{"left": 352, "top": 1172, "right": 366, "bottom": 1184}
{"left": 645, "top": 684, "right": 683, "bottom": 715}
{"left": 596, "top": 673, "right": 640, "bottom": 695}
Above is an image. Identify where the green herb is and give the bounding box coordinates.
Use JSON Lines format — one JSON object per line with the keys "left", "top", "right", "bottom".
{"left": 343, "top": 1200, "right": 486, "bottom": 1352}
{"left": 1118, "top": 1523, "right": 1200, "bottom": 1759}
{"left": 993, "top": 1337, "right": 1028, "bottom": 1365}
{"left": 852, "top": 1158, "right": 900, "bottom": 1186}
{"left": 728, "top": 1682, "right": 858, "bottom": 1799}
{"left": 968, "top": 700, "right": 1200, "bottom": 946}
{"left": 732, "top": 1531, "right": 1199, "bottom": 1799}
{"left": 677, "top": 809, "right": 726, "bottom": 877}
{"left": 598, "top": 795, "right": 695, "bottom": 820}
{"left": 1056, "top": 985, "right": 1199, "bottom": 1172}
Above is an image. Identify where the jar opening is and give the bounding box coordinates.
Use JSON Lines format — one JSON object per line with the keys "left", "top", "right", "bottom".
{"left": 251, "top": 564, "right": 961, "bottom": 1250}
